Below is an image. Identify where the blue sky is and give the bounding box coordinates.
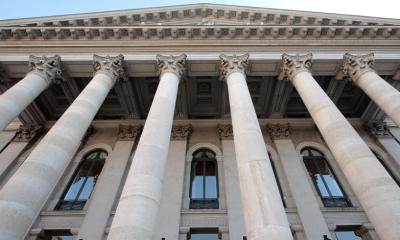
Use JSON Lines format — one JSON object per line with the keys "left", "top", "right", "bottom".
{"left": 0, "top": 0, "right": 398, "bottom": 20}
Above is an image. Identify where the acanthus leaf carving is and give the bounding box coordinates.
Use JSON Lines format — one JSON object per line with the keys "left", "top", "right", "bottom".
{"left": 277, "top": 53, "right": 312, "bottom": 81}
{"left": 13, "top": 125, "right": 43, "bottom": 142}
{"left": 118, "top": 124, "right": 142, "bottom": 141}
{"left": 337, "top": 53, "right": 375, "bottom": 82}
{"left": 266, "top": 123, "right": 291, "bottom": 140}
{"left": 171, "top": 124, "right": 193, "bottom": 140}
{"left": 219, "top": 53, "right": 249, "bottom": 81}
{"left": 217, "top": 124, "right": 233, "bottom": 138}
{"left": 93, "top": 54, "right": 125, "bottom": 81}
{"left": 156, "top": 54, "right": 187, "bottom": 79}
{"left": 365, "top": 121, "right": 390, "bottom": 138}
{"left": 28, "top": 55, "right": 63, "bottom": 84}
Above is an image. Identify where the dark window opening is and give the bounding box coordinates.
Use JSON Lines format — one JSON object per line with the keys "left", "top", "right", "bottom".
{"left": 187, "top": 228, "right": 220, "bottom": 240}
{"left": 190, "top": 149, "right": 219, "bottom": 209}
{"left": 269, "top": 152, "right": 286, "bottom": 208}
{"left": 302, "top": 147, "right": 351, "bottom": 207}
{"left": 36, "top": 229, "right": 73, "bottom": 240}
{"left": 335, "top": 226, "right": 364, "bottom": 240}
{"left": 56, "top": 150, "right": 107, "bottom": 210}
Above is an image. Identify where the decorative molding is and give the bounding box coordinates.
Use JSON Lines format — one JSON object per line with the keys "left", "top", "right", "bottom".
{"left": 217, "top": 124, "right": 233, "bottom": 139}
{"left": 93, "top": 54, "right": 125, "bottom": 81}
{"left": 28, "top": 55, "right": 63, "bottom": 84}
{"left": 171, "top": 124, "right": 192, "bottom": 140}
{"left": 118, "top": 124, "right": 142, "bottom": 141}
{"left": 156, "top": 54, "right": 187, "bottom": 78}
{"left": 277, "top": 53, "right": 312, "bottom": 81}
{"left": 266, "top": 123, "right": 291, "bottom": 139}
{"left": 13, "top": 125, "right": 42, "bottom": 142}
{"left": 393, "top": 67, "right": 400, "bottom": 81}
{"left": 336, "top": 53, "right": 375, "bottom": 82}
{"left": 365, "top": 121, "right": 390, "bottom": 138}
{"left": 219, "top": 53, "right": 249, "bottom": 81}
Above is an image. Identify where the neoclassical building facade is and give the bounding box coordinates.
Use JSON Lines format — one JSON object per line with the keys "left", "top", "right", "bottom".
{"left": 0, "top": 3, "right": 399, "bottom": 240}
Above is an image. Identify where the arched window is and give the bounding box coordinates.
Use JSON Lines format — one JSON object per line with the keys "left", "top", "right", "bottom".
{"left": 371, "top": 150, "right": 400, "bottom": 186}
{"left": 190, "top": 149, "right": 218, "bottom": 209}
{"left": 56, "top": 150, "right": 107, "bottom": 210}
{"left": 301, "top": 147, "right": 350, "bottom": 207}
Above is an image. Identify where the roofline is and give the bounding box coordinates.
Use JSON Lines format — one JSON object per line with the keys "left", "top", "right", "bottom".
{"left": 0, "top": 3, "right": 399, "bottom": 24}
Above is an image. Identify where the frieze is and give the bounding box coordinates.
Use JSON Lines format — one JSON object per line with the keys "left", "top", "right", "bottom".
{"left": 13, "top": 125, "right": 42, "bottom": 142}
{"left": 156, "top": 54, "right": 187, "bottom": 78}
{"left": 336, "top": 53, "right": 375, "bottom": 82}
{"left": 118, "top": 124, "right": 142, "bottom": 141}
{"left": 217, "top": 124, "right": 233, "bottom": 139}
{"left": 266, "top": 123, "right": 291, "bottom": 139}
{"left": 93, "top": 54, "right": 125, "bottom": 81}
{"left": 277, "top": 53, "right": 312, "bottom": 81}
{"left": 171, "top": 124, "right": 193, "bottom": 140}
{"left": 219, "top": 53, "right": 249, "bottom": 81}
{"left": 28, "top": 55, "right": 63, "bottom": 84}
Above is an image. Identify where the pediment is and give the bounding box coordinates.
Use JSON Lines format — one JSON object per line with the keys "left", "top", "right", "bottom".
{"left": 1, "top": 3, "right": 399, "bottom": 27}
{"left": 0, "top": 3, "right": 399, "bottom": 41}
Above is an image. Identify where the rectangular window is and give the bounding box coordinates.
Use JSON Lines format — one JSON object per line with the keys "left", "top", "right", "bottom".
{"left": 36, "top": 229, "right": 73, "bottom": 240}
{"left": 335, "top": 226, "right": 363, "bottom": 240}
{"left": 188, "top": 229, "right": 220, "bottom": 240}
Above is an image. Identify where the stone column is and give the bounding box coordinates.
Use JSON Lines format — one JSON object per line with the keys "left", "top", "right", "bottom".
{"left": 154, "top": 124, "right": 192, "bottom": 240}
{"left": 217, "top": 124, "right": 246, "bottom": 240}
{"left": 0, "top": 55, "right": 63, "bottom": 132}
{"left": 0, "top": 54, "right": 124, "bottom": 240}
{"left": 268, "top": 123, "right": 332, "bottom": 240}
{"left": 107, "top": 54, "right": 186, "bottom": 240}
{"left": 77, "top": 125, "right": 141, "bottom": 240}
{"left": 278, "top": 53, "right": 400, "bottom": 240}
{"left": 337, "top": 53, "right": 400, "bottom": 126}
{"left": 219, "top": 54, "right": 292, "bottom": 240}
{"left": 0, "top": 125, "right": 42, "bottom": 180}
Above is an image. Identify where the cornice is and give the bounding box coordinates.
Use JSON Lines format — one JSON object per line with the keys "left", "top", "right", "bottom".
{"left": 1, "top": 25, "right": 399, "bottom": 41}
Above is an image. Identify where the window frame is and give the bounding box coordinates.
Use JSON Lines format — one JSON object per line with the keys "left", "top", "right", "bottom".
{"left": 55, "top": 149, "right": 107, "bottom": 211}
{"left": 189, "top": 148, "right": 219, "bottom": 209}
{"left": 301, "top": 147, "right": 351, "bottom": 208}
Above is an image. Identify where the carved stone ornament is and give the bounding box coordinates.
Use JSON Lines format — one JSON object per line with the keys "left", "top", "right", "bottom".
{"left": 156, "top": 54, "right": 187, "bottom": 78}
{"left": 28, "top": 55, "right": 63, "bottom": 84}
{"left": 365, "top": 121, "right": 390, "bottom": 138}
{"left": 93, "top": 54, "right": 125, "bottom": 81}
{"left": 266, "top": 123, "right": 291, "bottom": 139}
{"left": 277, "top": 53, "right": 312, "bottom": 81}
{"left": 219, "top": 53, "right": 249, "bottom": 81}
{"left": 171, "top": 124, "right": 193, "bottom": 140}
{"left": 118, "top": 125, "right": 142, "bottom": 141}
{"left": 217, "top": 124, "right": 233, "bottom": 138}
{"left": 392, "top": 67, "right": 400, "bottom": 81}
{"left": 336, "top": 53, "right": 375, "bottom": 82}
{"left": 13, "top": 125, "right": 42, "bottom": 142}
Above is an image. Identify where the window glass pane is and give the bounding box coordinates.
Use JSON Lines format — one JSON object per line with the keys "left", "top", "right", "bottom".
{"left": 323, "top": 174, "right": 344, "bottom": 196}
{"left": 51, "top": 236, "right": 73, "bottom": 240}
{"left": 191, "top": 234, "right": 219, "bottom": 240}
{"left": 335, "top": 231, "right": 362, "bottom": 240}
{"left": 191, "top": 162, "right": 204, "bottom": 198}
{"left": 205, "top": 176, "right": 217, "bottom": 198}
{"left": 315, "top": 174, "right": 330, "bottom": 197}
{"left": 78, "top": 176, "right": 95, "bottom": 200}
{"left": 63, "top": 176, "right": 84, "bottom": 201}
{"left": 301, "top": 149, "right": 310, "bottom": 157}
{"left": 310, "top": 149, "right": 323, "bottom": 156}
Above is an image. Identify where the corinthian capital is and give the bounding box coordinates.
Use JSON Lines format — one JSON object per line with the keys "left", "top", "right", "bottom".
{"left": 171, "top": 124, "right": 193, "bottom": 140}
{"left": 28, "top": 55, "right": 63, "bottom": 84}
{"left": 13, "top": 125, "right": 42, "bottom": 142}
{"left": 156, "top": 54, "right": 187, "bottom": 78}
{"left": 217, "top": 124, "right": 233, "bottom": 139}
{"left": 219, "top": 53, "right": 249, "bottom": 81}
{"left": 277, "top": 53, "right": 312, "bottom": 81}
{"left": 93, "top": 54, "right": 125, "bottom": 81}
{"left": 118, "top": 124, "right": 142, "bottom": 141}
{"left": 337, "top": 53, "right": 375, "bottom": 82}
{"left": 266, "top": 123, "right": 291, "bottom": 140}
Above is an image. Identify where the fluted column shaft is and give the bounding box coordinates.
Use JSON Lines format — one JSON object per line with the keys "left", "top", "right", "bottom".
{"left": 279, "top": 53, "right": 400, "bottom": 240}
{"left": 0, "top": 55, "right": 62, "bottom": 131}
{"left": 0, "top": 54, "right": 124, "bottom": 240}
{"left": 339, "top": 53, "right": 400, "bottom": 126}
{"left": 107, "top": 54, "right": 186, "bottom": 240}
{"left": 220, "top": 54, "right": 292, "bottom": 240}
